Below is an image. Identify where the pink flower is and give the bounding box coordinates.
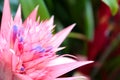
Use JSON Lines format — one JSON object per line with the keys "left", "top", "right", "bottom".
{"left": 0, "top": 0, "right": 93, "bottom": 80}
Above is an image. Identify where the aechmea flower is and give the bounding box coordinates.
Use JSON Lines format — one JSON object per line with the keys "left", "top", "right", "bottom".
{"left": 0, "top": 0, "right": 93, "bottom": 80}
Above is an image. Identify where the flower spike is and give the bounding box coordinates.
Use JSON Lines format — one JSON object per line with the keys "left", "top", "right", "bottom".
{"left": 0, "top": 1, "right": 93, "bottom": 80}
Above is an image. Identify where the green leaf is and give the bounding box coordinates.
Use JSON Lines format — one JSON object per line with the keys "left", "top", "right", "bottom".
{"left": 102, "top": 0, "right": 119, "bottom": 15}
{"left": 20, "top": 0, "right": 50, "bottom": 20}
{"left": 84, "top": 0, "right": 94, "bottom": 41}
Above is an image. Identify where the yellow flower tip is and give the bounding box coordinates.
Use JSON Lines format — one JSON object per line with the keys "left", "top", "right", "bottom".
{"left": 35, "top": 5, "right": 39, "bottom": 12}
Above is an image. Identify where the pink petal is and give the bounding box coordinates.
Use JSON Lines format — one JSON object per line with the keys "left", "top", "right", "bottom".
{"left": 24, "top": 57, "right": 48, "bottom": 69}
{"left": 50, "top": 24, "right": 76, "bottom": 50}
{"left": 27, "top": 69, "right": 46, "bottom": 79}
{"left": 1, "top": 0, "right": 12, "bottom": 38}
{"left": 23, "top": 6, "right": 39, "bottom": 26}
{"left": 1, "top": 50, "right": 12, "bottom": 65}
{"left": 46, "top": 61, "right": 93, "bottom": 79}
{"left": 46, "top": 16, "right": 55, "bottom": 30}
{"left": 14, "top": 5, "right": 22, "bottom": 24}
{"left": 21, "top": 52, "right": 34, "bottom": 62}
{"left": 55, "top": 76, "right": 87, "bottom": 80}
{"left": 0, "top": 50, "right": 12, "bottom": 80}
{"left": 11, "top": 53, "right": 19, "bottom": 71}
{"left": 0, "top": 60, "right": 12, "bottom": 80}
{"left": 47, "top": 57, "right": 76, "bottom": 66}
{"left": 14, "top": 73, "right": 32, "bottom": 80}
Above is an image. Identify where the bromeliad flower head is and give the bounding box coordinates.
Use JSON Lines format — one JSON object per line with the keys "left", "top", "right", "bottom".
{"left": 0, "top": 0, "right": 93, "bottom": 80}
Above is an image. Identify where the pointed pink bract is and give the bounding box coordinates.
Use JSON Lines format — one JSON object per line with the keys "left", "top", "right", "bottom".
{"left": 14, "top": 5, "right": 22, "bottom": 24}
{"left": 50, "top": 24, "right": 76, "bottom": 51}
{"left": 46, "top": 61, "right": 93, "bottom": 79}
{"left": 23, "top": 6, "right": 39, "bottom": 26}
{"left": 1, "top": 0, "right": 11, "bottom": 39}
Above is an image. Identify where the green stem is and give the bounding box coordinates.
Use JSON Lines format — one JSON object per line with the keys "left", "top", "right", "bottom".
{"left": 68, "top": 32, "right": 87, "bottom": 41}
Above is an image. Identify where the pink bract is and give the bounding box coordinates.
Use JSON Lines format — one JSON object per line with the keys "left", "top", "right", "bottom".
{"left": 0, "top": 0, "right": 93, "bottom": 80}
